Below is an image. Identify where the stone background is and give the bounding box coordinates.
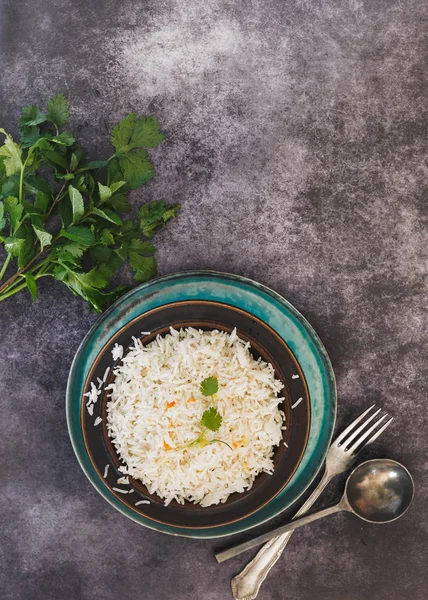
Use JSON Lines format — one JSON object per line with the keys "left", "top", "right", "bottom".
{"left": 0, "top": 0, "right": 427, "bottom": 598}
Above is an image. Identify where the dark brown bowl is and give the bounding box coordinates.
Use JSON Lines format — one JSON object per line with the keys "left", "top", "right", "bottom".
{"left": 81, "top": 300, "right": 310, "bottom": 529}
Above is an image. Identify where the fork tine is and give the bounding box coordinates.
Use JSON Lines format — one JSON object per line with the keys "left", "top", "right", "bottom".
{"left": 338, "top": 408, "right": 382, "bottom": 448}
{"left": 356, "top": 416, "right": 394, "bottom": 451}
{"left": 334, "top": 404, "right": 376, "bottom": 446}
{"left": 347, "top": 414, "right": 390, "bottom": 455}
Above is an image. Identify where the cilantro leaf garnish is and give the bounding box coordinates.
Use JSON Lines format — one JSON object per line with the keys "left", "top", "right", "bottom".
{"left": 139, "top": 200, "right": 180, "bottom": 240}
{"left": 200, "top": 376, "right": 218, "bottom": 397}
{"left": 68, "top": 185, "right": 84, "bottom": 222}
{"left": 20, "top": 105, "right": 47, "bottom": 127}
{"left": 181, "top": 379, "right": 232, "bottom": 451}
{"left": 0, "top": 130, "right": 22, "bottom": 176}
{"left": 47, "top": 94, "right": 70, "bottom": 129}
{"left": 109, "top": 114, "right": 165, "bottom": 189}
{"left": 111, "top": 113, "right": 136, "bottom": 153}
{"left": 4, "top": 196, "right": 23, "bottom": 230}
{"left": 0, "top": 95, "right": 179, "bottom": 310}
{"left": 118, "top": 148, "right": 154, "bottom": 190}
{"left": 131, "top": 116, "right": 165, "bottom": 148}
{"left": 111, "top": 113, "right": 164, "bottom": 152}
{"left": 201, "top": 407, "right": 222, "bottom": 432}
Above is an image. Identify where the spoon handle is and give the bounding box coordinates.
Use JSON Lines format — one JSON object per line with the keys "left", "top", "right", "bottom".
{"left": 231, "top": 469, "right": 332, "bottom": 600}
{"left": 215, "top": 503, "right": 343, "bottom": 564}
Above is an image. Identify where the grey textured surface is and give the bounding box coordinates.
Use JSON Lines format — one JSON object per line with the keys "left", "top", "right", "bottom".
{"left": 0, "top": 0, "right": 427, "bottom": 599}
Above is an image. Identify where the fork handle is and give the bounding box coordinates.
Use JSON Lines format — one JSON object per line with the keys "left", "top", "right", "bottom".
{"left": 231, "top": 469, "right": 332, "bottom": 600}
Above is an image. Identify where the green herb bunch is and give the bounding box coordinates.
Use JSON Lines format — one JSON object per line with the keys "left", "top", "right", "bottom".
{"left": 0, "top": 94, "right": 179, "bottom": 311}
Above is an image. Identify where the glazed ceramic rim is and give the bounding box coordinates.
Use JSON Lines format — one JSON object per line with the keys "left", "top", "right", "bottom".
{"left": 80, "top": 299, "right": 311, "bottom": 528}
{"left": 66, "top": 270, "right": 337, "bottom": 538}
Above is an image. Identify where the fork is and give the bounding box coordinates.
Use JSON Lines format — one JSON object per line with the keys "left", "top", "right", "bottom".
{"left": 229, "top": 405, "right": 393, "bottom": 599}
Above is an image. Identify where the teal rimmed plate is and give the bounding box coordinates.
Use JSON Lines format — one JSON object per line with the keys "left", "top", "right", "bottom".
{"left": 81, "top": 300, "right": 311, "bottom": 529}
{"left": 66, "top": 271, "right": 336, "bottom": 538}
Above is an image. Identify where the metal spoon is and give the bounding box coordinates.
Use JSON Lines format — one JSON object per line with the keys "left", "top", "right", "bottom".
{"left": 216, "top": 459, "right": 414, "bottom": 563}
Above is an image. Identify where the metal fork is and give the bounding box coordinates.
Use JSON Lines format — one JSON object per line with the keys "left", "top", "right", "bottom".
{"left": 229, "top": 405, "right": 393, "bottom": 599}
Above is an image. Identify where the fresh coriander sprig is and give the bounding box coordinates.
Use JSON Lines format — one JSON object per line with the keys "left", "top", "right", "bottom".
{"left": 183, "top": 377, "right": 232, "bottom": 451}
{"left": 0, "top": 94, "right": 180, "bottom": 311}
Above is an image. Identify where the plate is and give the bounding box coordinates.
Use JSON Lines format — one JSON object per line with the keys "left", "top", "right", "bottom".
{"left": 81, "top": 300, "right": 310, "bottom": 529}
{"left": 67, "top": 271, "right": 336, "bottom": 538}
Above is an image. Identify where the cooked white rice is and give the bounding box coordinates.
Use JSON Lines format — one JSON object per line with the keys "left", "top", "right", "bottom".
{"left": 291, "top": 397, "right": 303, "bottom": 409}
{"left": 117, "top": 476, "right": 130, "bottom": 485}
{"left": 112, "top": 487, "right": 131, "bottom": 494}
{"left": 112, "top": 343, "right": 124, "bottom": 361}
{"left": 106, "top": 327, "right": 285, "bottom": 507}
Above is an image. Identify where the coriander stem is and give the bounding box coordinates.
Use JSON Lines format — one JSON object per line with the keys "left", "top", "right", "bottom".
{"left": 0, "top": 230, "right": 62, "bottom": 296}
{"left": 0, "top": 275, "right": 24, "bottom": 295}
{"left": 181, "top": 431, "right": 206, "bottom": 449}
{"left": 27, "top": 258, "right": 50, "bottom": 277}
{"left": 34, "top": 260, "right": 51, "bottom": 276}
{"left": 0, "top": 253, "right": 12, "bottom": 281}
{"left": 0, "top": 253, "right": 40, "bottom": 295}
{"left": 0, "top": 263, "right": 52, "bottom": 301}
{"left": 0, "top": 281, "right": 28, "bottom": 301}
{"left": 19, "top": 155, "right": 31, "bottom": 204}
{"left": 43, "top": 182, "right": 66, "bottom": 226}
{"left": 209, "top": 439, "right": 233, "bottom": 451}
{"left": 19, "top": 166, "right": 25, "bottom": 204}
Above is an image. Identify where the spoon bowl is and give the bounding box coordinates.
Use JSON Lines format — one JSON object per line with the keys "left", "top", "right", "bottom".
{"left": 216, "top": 458, "right": 414, "bottom": 563}
{"left": 344, "top": 459, "right": 414, "bottom": 523}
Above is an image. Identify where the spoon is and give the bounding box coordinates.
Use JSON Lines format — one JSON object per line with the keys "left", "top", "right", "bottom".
{"left": 215, "top": 459, "right": 414, "bottom": 563}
